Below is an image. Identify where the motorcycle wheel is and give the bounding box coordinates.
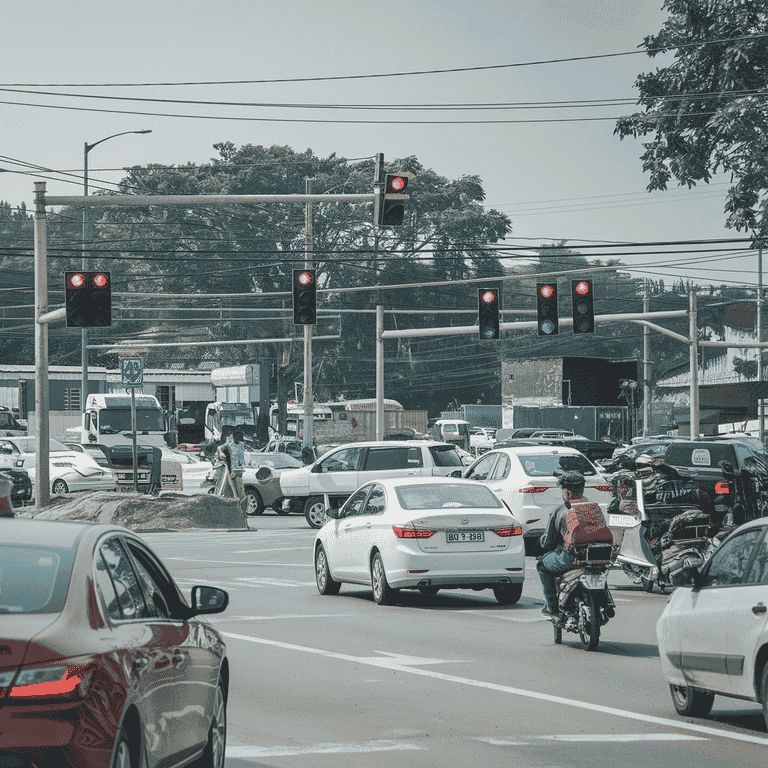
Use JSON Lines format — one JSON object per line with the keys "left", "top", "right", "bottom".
{"left": 577, "top": 592, "right": 600, "bottom": 652}
{"left": 553, "top": 621, "right": 562, "bottom": 645}
{"left": 642, "top": 577, "right": 655, "bottom": 593}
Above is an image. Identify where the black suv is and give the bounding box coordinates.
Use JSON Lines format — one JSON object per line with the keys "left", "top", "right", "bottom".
{"left": 662, "top": 439, "right": 768, "bottom": 524}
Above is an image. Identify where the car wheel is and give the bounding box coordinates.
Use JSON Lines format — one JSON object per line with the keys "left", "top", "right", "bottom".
{"left": 493, "top": 583, "right": 523, "bottom": 605}
{"left": 315, "top": 545, "right": 341, "bottom": 595}
{"left": 52, "top": 479, "right": 69, "bottom": 495}
{"left": 191, "top": 676, "right": 227, "bottom": 768}
{"left": 371, "top": 552, "right": 398, "bottom": 605}
{"left": 305, "top": 496, "right": 328, "bottom": 528}
{"left": 760, "top": 664, "right": 768, "bottom": 731}
{"left": 669, "top": 684, "right": 714, "bottom": 718}
{"left": 419, "top": 586, "right": 440, "bottom": 596}
{"left": 244, "top": 486, "right": 265, "bottom": 516}
{"left": 111, "top": 725, "right": 133, "bottom": 768}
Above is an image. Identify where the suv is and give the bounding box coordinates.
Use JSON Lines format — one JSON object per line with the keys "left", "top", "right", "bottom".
{"left": 663, "top": 439, "right": 768, "bottom": 524}
{"left": 278, "top": 440, "right": 464, "bottom": 528}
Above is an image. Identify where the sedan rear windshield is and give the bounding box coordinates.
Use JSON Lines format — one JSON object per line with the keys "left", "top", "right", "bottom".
{"left": 396, "top": 483, "right": 503, "bottom": 509}
{"left": 517, "top": 452, "right": 597, "bottom": 477}
{"left": 665, "top": 443, "right": 737, "bottom": 468}
{"left": 0, "top": 545, "right": 76, "bottom": 614}
{"left": 428, "top": 445, "right": 463, "bottom": 467}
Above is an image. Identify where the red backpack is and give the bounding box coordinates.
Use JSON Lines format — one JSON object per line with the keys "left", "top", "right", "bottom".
{"left": 563, "top": 500, "right": 613, "bottom": 549}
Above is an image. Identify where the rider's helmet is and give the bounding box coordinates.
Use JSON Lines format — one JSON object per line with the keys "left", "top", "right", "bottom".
{"left": 556, "top": 470, "right": 585, "bottom": 493}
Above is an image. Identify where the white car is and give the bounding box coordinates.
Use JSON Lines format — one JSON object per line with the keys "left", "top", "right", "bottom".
{"left": 165, "top": 449, "right": 212, "bottom": 494}
{"left": 469, "top": 427, "right": 496, "bottom": 455}
{"left": 313, "top": 477, "right": 525, "bottom": 605}
{"left": 0, "top": 436, "right": 114, "bottom": 496}
{"left": 462, "top": 445, "right": 613, "bottom": 547}
{"left": 657, "top": 518, "right": 768, "bottom": 727}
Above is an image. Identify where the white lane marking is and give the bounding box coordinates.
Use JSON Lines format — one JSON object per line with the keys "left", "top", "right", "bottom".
{"left": 206, "top": 614, "right": 352, "bottom": 623}
{"left": 543, "top": 733, "right": 708, "bottom": 742}
{"left": 473, "top": 737, "right": 529, "bottom": 745}
{"left": 231, "top": 546, "right": 313, "bottom": 553}
{"left": 234, "top": 577, "right": 316, "bottom": 586}
{"left": 163, "top": 557, "right": 311, "bottom": 566}
{"left": 220, "top": 631, "right": 768, "bottom": 747}
{"left": 227, "top": 739, "right": 424, "bottom": 757}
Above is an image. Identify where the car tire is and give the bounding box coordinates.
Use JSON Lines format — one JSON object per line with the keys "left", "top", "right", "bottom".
{"left": 493, "top": 583, "right": 523, "bottom": 605}
{"left": 305, "top": 496, "right": 328, "bottom": 528}
{"left": 760, "top": 664, "right": 768, "bottom": 731}
{"left": 371, "top": 552, "right": 398, "bottom": 605}
{"left": 52, "top": 479, "right": 69, "bottom": 495}
{"left": 244, "top": 486, "right": 265, "bottom": 516}
{"left": 191, "top": 676, "right": 227, "bottom": 768}
{"left": 111, "top": 725, "right": 134, "bottom": 768}
{"left": 315, "top": 545, "right": 341, "bottom": 595}
{"left": 669, "top": 684, "right": 714, "bottom": 718}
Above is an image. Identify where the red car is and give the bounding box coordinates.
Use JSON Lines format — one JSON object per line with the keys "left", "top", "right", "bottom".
{"left": 0, "top": 520, "right": 229, "bottom": 768}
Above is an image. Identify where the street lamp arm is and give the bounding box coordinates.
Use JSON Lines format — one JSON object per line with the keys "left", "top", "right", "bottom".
{"left": 85, "top": 129, "right": 151, "bottom": 154}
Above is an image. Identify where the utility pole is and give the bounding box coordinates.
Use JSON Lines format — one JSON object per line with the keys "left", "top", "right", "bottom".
{"left": 643, "top": 280, "right": 651, "bottom": 436}
{"left": 759, "top": 242, "right": 764, "bottom": 446}
{"left": 689, "top": 289, "right": 700, "bottom": 440}
{"left": 303, "top": 177, "right": 314, "bottom": 452}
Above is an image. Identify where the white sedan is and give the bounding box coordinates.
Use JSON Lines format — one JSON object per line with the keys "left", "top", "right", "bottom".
{"left": 462, "top": 445, "right": 613, "bottom": 547}
{"left": 313, "top": 477, "right": 525, "bottom": 606}
{"left": 657, "top": 518, "right": 768, "bottom": 727}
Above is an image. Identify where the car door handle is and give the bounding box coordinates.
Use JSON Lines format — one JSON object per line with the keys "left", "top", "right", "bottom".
{"left": 343, "top": 524, "right": 352, "bottom": 531}
{"left": 753, "top": 603, "right": 767, "bottom": 615}
{"left": 366, "top": 522, "right": 372, "bottom": 529}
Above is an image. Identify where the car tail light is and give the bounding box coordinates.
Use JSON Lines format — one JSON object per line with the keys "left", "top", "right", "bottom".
{"left": 715, "top": 482, "right": 730, "bottom": 494}
{"left": 592, "top": 485, "right": 612, "bottom": 492}
{"left": 7, "top": 663, "right": 91, "bottom": 701}
{"left": 518, "top": 486, "right": 548, "bottom": 493}
{"left": 393, "top": 526, "right": 435, "bottom": 538}
{"left": 493, "top": 526, "right": 523, "bottom": 536}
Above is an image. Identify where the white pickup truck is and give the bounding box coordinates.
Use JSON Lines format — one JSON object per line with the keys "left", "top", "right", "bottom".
{"left": 277, "top": 440, "right": 465, "bottom": 527}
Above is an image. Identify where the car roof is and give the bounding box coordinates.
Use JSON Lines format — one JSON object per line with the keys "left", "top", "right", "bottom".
{"left": 491, "top": 445, "right": 589, "bottom": 456}
{"left": 327, "top": 440, "right": 449, "bottom": 449}
{"left": 0, "top": 519, "right": 136, "bottom": 549}
{"left": 362, "top": 476, "right": 490, "bottom": 490}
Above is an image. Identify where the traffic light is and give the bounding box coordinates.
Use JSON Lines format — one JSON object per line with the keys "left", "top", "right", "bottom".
{"left": 478, "top": 288, "right": 500, "bottom": 340}
{"left": 377, "top": 173, "right": 409, "bottom": 226}
{"left": 292, "top": 269, "right": 316, "bottom": 325}
{"left": 536, "top": 282, "right": 559, "bottom": 336}
{"left": 65, "top": 271, "right": 111, "bottom": 327}
{"left": 571, "top": 278, "right": 595, "bottom": 334}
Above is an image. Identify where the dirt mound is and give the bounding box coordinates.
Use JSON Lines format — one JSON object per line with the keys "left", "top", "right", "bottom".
{"left": 16, "top": 491, "right": 248, "bottom": 531}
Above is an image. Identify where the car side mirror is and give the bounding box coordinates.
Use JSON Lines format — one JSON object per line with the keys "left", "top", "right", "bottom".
{"left": 191, "top": 585, "right": 229, "bottom": 615}
{"left": 325, "top": 507, "right": 339, "bottom": 519}
{"left": 677, "top": 566, "right": 704, "bottom": 591}
{"left": 311, "top": 464, "right": 322, "bottom": 473}
{"left": 449, "top": 469, "right": 463, "bottom": 478}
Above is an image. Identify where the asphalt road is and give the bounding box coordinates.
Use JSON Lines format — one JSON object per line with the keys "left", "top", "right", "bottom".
{"left": 141, "top": 514, "right": 768, "bottom": 768}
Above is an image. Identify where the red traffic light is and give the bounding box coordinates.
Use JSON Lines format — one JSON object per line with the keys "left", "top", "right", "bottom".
{"left": 92, "top": 273, "right": 109, "bottom": 289}
{"left": 574, "top": 281, "right": 590, "bottom": 295}
{"left": 69, "top": 273, "right": 85, "bottom": 289}
{"left": 480, "top": 290, "right": 496, "bottom": 305}
{"left": 539, "top": 284, "right": 555, "bottom": 299}
{"left": 388, "top": 175, "right": 406, "bottom": 192}
{"left": 297, "top": 271, "right": 313, "bottom": 286}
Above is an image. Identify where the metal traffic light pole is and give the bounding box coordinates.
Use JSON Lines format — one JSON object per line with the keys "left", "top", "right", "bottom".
{"left": 303, "top": 177, "right": 314, "bottom": 453}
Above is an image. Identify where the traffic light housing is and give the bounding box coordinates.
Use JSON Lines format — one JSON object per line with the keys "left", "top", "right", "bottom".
{"left": 292, "top": 269, "right": 316, "bottom": 325}
{"left": 377, "top": 173, "right": 409, "bottom": 226}
{"left": 65, "top": 271, "right": 111, "bottom": 327}
{"left": 478, "top": 288, "right": 500, "bottom": 340}
{"left": 536, "top": 282, "right": 559, "bottom": 336}
{"left": 571, "top": 279, "right": 595, "bottom": 334}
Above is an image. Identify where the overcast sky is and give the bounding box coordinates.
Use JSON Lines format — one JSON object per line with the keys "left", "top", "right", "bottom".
{"left": 1, "top": 0, "right": 756, "bottom": 289}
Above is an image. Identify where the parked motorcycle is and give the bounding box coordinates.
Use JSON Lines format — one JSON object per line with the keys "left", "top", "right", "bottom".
{"left": 552, "top": 541, "right": 616, "bottom": 651}
{"left": 611, "top": 472, "right": 714, "bottom": 593}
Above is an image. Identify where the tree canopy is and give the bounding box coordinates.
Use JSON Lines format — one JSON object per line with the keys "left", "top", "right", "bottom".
{"left": 615, "top": 0, "right": 768, "bottom": 240}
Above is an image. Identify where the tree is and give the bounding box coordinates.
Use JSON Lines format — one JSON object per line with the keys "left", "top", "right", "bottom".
{"left": 615, "top": 0, "right": 768, "bottom": 239}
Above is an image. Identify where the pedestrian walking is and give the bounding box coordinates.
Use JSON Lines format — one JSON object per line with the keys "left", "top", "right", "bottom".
{"left": 217, "top": 431, "right": 247, "bottom": 513}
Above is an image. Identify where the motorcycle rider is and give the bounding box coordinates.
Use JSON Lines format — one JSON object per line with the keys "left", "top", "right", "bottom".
{"left": 537, "top": 470, "right": 607, "bottom": 616}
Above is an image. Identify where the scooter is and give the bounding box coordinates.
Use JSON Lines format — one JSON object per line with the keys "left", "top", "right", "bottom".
{"left": 552, "top": 541, "right": 616, "bottom": 652}
{"left": 612, "top": 478, "right": 712, "bottom": 593}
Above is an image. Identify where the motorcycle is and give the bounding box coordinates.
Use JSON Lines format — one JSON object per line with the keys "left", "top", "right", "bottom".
{"left": 611, "top": 471, "right": 714, "bottom": 593}
{"left": 552, "top": 541, "right": 616, "bottom": 652}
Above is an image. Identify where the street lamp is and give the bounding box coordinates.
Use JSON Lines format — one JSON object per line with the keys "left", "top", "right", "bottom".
{"left": 81, "top": 130, "right": 151, "bottom": 406}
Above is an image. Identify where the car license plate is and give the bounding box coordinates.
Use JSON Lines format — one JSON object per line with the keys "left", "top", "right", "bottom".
{"left": 609, "top": 514, "right": 637, "bottom": 527}
{"left": 580, "top": 572, "right": 606, "bottom": 589}
{"left": 446, "top": 531, "right": 485, "bottom": 543}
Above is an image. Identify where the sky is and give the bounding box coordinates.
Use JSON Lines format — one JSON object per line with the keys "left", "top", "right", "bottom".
{"left": 0, "top": 0, "right": 758, "bottom": 291}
